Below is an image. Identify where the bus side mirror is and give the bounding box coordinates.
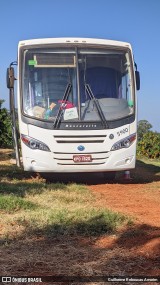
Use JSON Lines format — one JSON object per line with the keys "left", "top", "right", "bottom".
{"left": 135, "top": 70, "right": 140, "bottom": 91}
{"left": 7, "top": 67, "right": 15, "bottom": 89}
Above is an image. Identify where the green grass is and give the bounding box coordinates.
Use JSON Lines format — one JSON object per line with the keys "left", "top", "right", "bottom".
{"left": 0, "top": 180, "right": 129, "bottom": 240}
{"left": 0, "top": 149, "right": 131, "bottom": 241}
{"left": 16, "top": 206, "right": 127, "bottom": 237}
{"left": 0, "top": 194, "right": 38, "bottom": 212}
{"left": 13, "top": 184, "right": 128, "bottom": 237}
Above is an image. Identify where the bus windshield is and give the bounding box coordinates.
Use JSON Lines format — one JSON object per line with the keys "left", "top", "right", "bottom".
{"left": 22, "top": 47, "right": 134, "bottom": 125}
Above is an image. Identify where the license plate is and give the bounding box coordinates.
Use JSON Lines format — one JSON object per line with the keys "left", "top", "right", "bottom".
{"left": 73, "top": 155, "right": 92, "bottom": 163}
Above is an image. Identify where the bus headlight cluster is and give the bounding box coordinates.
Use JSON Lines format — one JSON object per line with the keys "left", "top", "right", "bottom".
{"left": 111, "top": 133, "right": 136, "bottom": 151}
{"left": 21, "top": 134, "right": 51, "bottom": 152}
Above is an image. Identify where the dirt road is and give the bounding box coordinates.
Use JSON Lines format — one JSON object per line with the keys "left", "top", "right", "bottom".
{"left": 86, "top": 161, "right": 160, "bottom": 279}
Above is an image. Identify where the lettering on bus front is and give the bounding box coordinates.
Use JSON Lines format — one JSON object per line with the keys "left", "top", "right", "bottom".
{"left": 117, "top": 128, "right": 129, "bottom": 137}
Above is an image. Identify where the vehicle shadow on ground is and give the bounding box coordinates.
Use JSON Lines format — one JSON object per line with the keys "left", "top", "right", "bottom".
{"left": 0, "top": 158, "right": 160, "bottom": 185}
{"left": 40, "top": 159, "right": 160, "bottom": 185}
{"left": 0, "top": 179, "right": 68, "bottom": 197}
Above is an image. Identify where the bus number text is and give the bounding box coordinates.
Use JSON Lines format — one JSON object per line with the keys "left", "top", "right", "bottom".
{"left": 117, "top": 128, "right": 129, "bottom": 137}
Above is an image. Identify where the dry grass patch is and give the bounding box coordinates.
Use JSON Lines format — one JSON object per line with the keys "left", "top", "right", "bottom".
{"left": 0, "top": 149, "right": 130, "bottom": 243}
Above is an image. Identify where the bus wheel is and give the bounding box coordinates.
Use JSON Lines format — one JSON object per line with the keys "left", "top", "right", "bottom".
{"left": 103, "top": 171, "right": 116, "bottom": 182}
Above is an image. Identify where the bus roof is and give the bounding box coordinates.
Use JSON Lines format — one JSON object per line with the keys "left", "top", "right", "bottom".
{"left": 18, "top": 37, "right": 132, "bottom": 49}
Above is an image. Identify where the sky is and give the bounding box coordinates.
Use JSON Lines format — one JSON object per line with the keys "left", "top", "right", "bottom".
{"left": 0, "top": 0, "right": 160, "bottom": 132}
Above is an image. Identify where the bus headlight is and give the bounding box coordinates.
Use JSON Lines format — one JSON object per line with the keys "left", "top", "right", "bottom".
{"left": 21, "top": 134, "right": 51, "bottom": 152}
{"left": 111, "top": 133, "right": 136, "bottom": 151}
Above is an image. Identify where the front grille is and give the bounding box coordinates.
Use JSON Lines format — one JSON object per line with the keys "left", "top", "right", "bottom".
{"left": 53, "top": 151, "right": 109, "bottom": 166}
{"left": 54, "top": 135, "right": 106, "bottom": 144}
{"left": 53, "top": 134, "right": 108, "bottom": 166}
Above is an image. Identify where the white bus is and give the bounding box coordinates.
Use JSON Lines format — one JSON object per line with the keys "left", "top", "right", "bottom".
{"left": 7, "top": 38, "right": 140, "bottom": 179}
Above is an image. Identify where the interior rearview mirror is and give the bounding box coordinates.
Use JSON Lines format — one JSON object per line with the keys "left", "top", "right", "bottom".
{"left": 6, "top": 67, "right": 15, "bottom": 89}
{"left": 135, "top": 70, "right": 140, "bottom": 91}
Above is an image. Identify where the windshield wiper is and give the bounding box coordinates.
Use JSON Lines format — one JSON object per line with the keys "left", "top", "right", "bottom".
{"left": 53, "top": 83, "right": 72, "bottom": 129}
{"left": 85, "top": 84, "right": 108, "bottom": 128}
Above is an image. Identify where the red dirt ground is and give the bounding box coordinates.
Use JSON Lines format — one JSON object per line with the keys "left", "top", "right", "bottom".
{"left": 88, "top": 181, "right": 160, "bottom": 275}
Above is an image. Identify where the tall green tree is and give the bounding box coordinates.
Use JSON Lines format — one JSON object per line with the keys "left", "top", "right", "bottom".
{"left": 0, "top": 100, "right": 12, "bottom": 148}
{"left": 137, "top": 120, "right": 152, "bottom": 141}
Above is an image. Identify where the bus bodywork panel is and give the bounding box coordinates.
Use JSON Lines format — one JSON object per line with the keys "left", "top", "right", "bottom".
{"left": 20, "top": 122, "right": 137, "bottom": 172}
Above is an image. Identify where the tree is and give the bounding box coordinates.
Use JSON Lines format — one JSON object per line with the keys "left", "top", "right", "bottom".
{"left": 137, "top": 120, "right": 152, "bottom": 141}
{"left": 137, "top": 131, "right": 160, "bottom": 159}
{"left": 0, "top": 100, "right": 12, "bottom": 148}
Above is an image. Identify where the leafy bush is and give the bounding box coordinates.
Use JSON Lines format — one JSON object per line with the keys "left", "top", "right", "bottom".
{"left": 0, "top": 100, "right": 12, "bottom": 148}
{"left": 137, "top": 131, "right": 160, "bottom": 159}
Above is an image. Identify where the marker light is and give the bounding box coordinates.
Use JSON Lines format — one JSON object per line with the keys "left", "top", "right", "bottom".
{"left": 111, "top": 133, "right": 136, "bottom": 151}
{"left": 21, "top": 134, "right": 51, "bottom": 152}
